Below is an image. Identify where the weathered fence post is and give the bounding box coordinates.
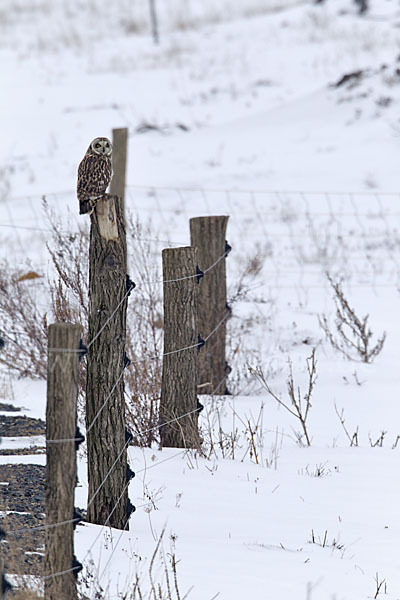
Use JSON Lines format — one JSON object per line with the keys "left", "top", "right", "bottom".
{"left": 149, "top": 0, "right": 159, "bottom": 44}
{"left": 45, "top": 323, "right": 81, "bottom": 600}
{"left": 110, "top": 128, "right": 128, "bottom": 203}
{"left": 1, "top": 567, "right": 11, "bottom": 599}
{"left": 190, "top": 216, "right": 230, "bottom": 394}
{"left": 159, "top": 247, "right": 201, "bottom": 448}
{"left": 86, "top": 130, "right": 130, "bottom": 530}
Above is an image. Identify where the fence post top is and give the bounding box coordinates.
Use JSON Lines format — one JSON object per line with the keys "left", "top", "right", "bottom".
{"left": 112, "top": 127, "right": 128, "bottom": 136}
{"left": 189, "top": 215, "right": 229, "bottom": 223}
{"left": 48, "top": 323, "right": 82, "bottom": 332}
{"left": 162, "top": 245, "right": 194, "bottom": 255}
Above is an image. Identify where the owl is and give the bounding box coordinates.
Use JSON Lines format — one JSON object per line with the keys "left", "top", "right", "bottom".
{"left": 77, "top": 137, "right": 113, "bottom": 215}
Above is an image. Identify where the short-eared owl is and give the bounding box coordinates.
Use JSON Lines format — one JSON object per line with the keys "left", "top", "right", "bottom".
{"left": 77, "top": 137, "right": 113, "bottom": 215}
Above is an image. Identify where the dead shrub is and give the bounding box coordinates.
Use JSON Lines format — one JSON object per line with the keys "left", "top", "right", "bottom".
{"left": 319, "top": 276, "right": 386, "bottom": 363}
{"left": 0, "top": 261, "right": 48, "bottom": 379}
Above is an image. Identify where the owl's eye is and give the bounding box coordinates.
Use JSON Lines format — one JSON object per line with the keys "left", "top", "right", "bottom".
{"left": 95, "top": 143, "right": 101, "bottom": 148}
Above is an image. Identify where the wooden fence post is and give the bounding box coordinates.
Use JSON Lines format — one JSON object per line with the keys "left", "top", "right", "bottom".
{"left": 45, "top": 323, "right": 81, "bottom": 600}
{"left": 110, "top": 128, "right": 128, "bottom": 204}
{"left": 85, "top": 133, "right": 130, "bottom": 529}
{"left": 190, "top": 216, "right": 230, "bottom": 395}
{"left": 0, "top": 567, "right": 11, "bottom": 599}
{"left": 159, "top": 247, "right": 201, "bottom": 448}
{"left": 149, "top": 0, "right": 159, "bottom": 44}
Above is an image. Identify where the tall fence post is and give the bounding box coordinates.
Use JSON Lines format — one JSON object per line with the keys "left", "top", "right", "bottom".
{"left": 190, "top": 216, "right": 230, "bottom": 395}
{"left": 110, "top": 128, "right": 128, "bottom": 204}
{"left": 159, "top": 247, "right": 201, "bottom": 448}
{"left": 85, "top": 130, "right": 130, "bottom": 529}
{"left": 45, "top": 323, "right": 81, "bottom": 600}
{"left": 149, "top": 0, "right": 159, "bottom": 44}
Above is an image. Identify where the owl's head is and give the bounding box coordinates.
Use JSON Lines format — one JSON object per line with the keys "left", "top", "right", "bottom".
{"left": 89, "top": 137, "right": 112, "bottom": 156}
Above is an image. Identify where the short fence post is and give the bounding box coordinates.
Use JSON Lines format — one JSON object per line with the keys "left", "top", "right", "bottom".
{"left": 45, "top": 323, "right": 81, "bottom": 600}
{"left": 1, "top": 558, "right": 12, "bottom": 599}
{"left": 0, "top": 567, "right": 11, "bottom": 600}
{"left": 159, "top": 247, "right": 201, "bottom": 448}
{"left": 190, "top": 216, "right": 230, "bottom": 395}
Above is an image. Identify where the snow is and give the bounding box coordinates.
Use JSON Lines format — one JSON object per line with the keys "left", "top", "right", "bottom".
{"left": 0, "top": 455, "right": 46, "bottom": 467}
{"left": 0, "top": 436, "right": 45, "bottom": 451}
{"left": 1, "top": 0, "right": 400, "bottom": 598}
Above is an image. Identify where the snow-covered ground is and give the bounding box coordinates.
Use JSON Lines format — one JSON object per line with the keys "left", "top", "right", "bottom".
{"left": 1, "top": 0, "right": 400, "bottom": 598}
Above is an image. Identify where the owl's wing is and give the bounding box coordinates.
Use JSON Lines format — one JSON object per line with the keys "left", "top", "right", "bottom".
{"left": 77, "top": 154, "right": 111, "bottom": 215}
{"left": 77, "top": 155, "right": 107, "bottom": 196}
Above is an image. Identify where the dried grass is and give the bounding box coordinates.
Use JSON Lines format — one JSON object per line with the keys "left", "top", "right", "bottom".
{"left": 0, "top": 207, "right": 163, "bottom": 447}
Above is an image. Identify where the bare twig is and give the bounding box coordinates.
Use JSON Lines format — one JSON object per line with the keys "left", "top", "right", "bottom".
{"left": 373, "top": 572, "right": 387, "bottom": 598}
{"left": 369, "top": 431, "right": 387, "bottom": 448}
{"left": 334, "top": 403, "right": 359, "bottom": 447}
{"left": 250, "top": 349, "right": 317, "bottom": 447}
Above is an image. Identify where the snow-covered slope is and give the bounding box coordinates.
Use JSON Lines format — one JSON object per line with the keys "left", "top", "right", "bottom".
{"left": 1, "top": 1, "right": 400, "bottom": 598}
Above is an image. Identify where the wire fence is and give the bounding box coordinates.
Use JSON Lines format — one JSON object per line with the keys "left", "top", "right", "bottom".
{"left": 6, "top": 371, "right": 233, "bottom": 585}
{"left": 1, "top": 240, "right": 399, "bottom": 293}
{"left": 1, "top": 185, "right": 400, "bottom": 585}
{"left": 4, "top": 304, "right": 230, "bottom": 543}
{"left": 5, "top": 184, "right": 400, "bottom": 201}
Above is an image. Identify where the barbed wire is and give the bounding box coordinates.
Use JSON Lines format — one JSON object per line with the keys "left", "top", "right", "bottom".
{"left": 0, "top": 223, "right": 53, "bottom": 233}
{"left": 47, "top": 307, "right": 231, "bottom": 445}
{"left": 85, "top": 291, "right": 131, "bottom": 352}
{"left": 95, "top": 376, "right": 229, "bottom": 587}
{"left": 148, "top": 245, "right": 230, "bottom": 285}
{"left": 5, "top": 309, "right": 231, "bottom": 546}
{"left": 86, "top": 439, "right": 131, "bottom": 510}
{"left": 0, "top": 220, "right": 188, "bottom": 248}
{"left": 2, "top": 188, "right": 400, "bottom": 578}
{"left": 16, "top": 384, "right": 226, "bottom": 580}
{"left": 93, "top": 372, "right": 246, "bottom": 586}
{"left": 1, "top": 218, "right": 398, "bottom": 239}
{"left": 5, "top": 185, "right": 400, "bottom": 203}
{"left": 46, "top": 248, "right": 230, "bottom": 356}
{"left": 6, "top": 517, "right": 78, "bottom": 537}
{"left": 42, "top": 564, "right": 81, "bottom": 581}
{"left": 44, "top": 448, "right": 192, "bottom": 584}
{"left": 81, "top": 449, "right": 192, "bottom": 588}
{"left": 85, "top": 368, "right": 127, "bottom": 436}
{"left": 5, "top": 365, "right": 229, "bottom": 554}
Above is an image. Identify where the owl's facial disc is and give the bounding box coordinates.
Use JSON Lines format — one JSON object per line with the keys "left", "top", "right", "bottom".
{"left": 91, "top": 137, "right": 112, "bottom": 156}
